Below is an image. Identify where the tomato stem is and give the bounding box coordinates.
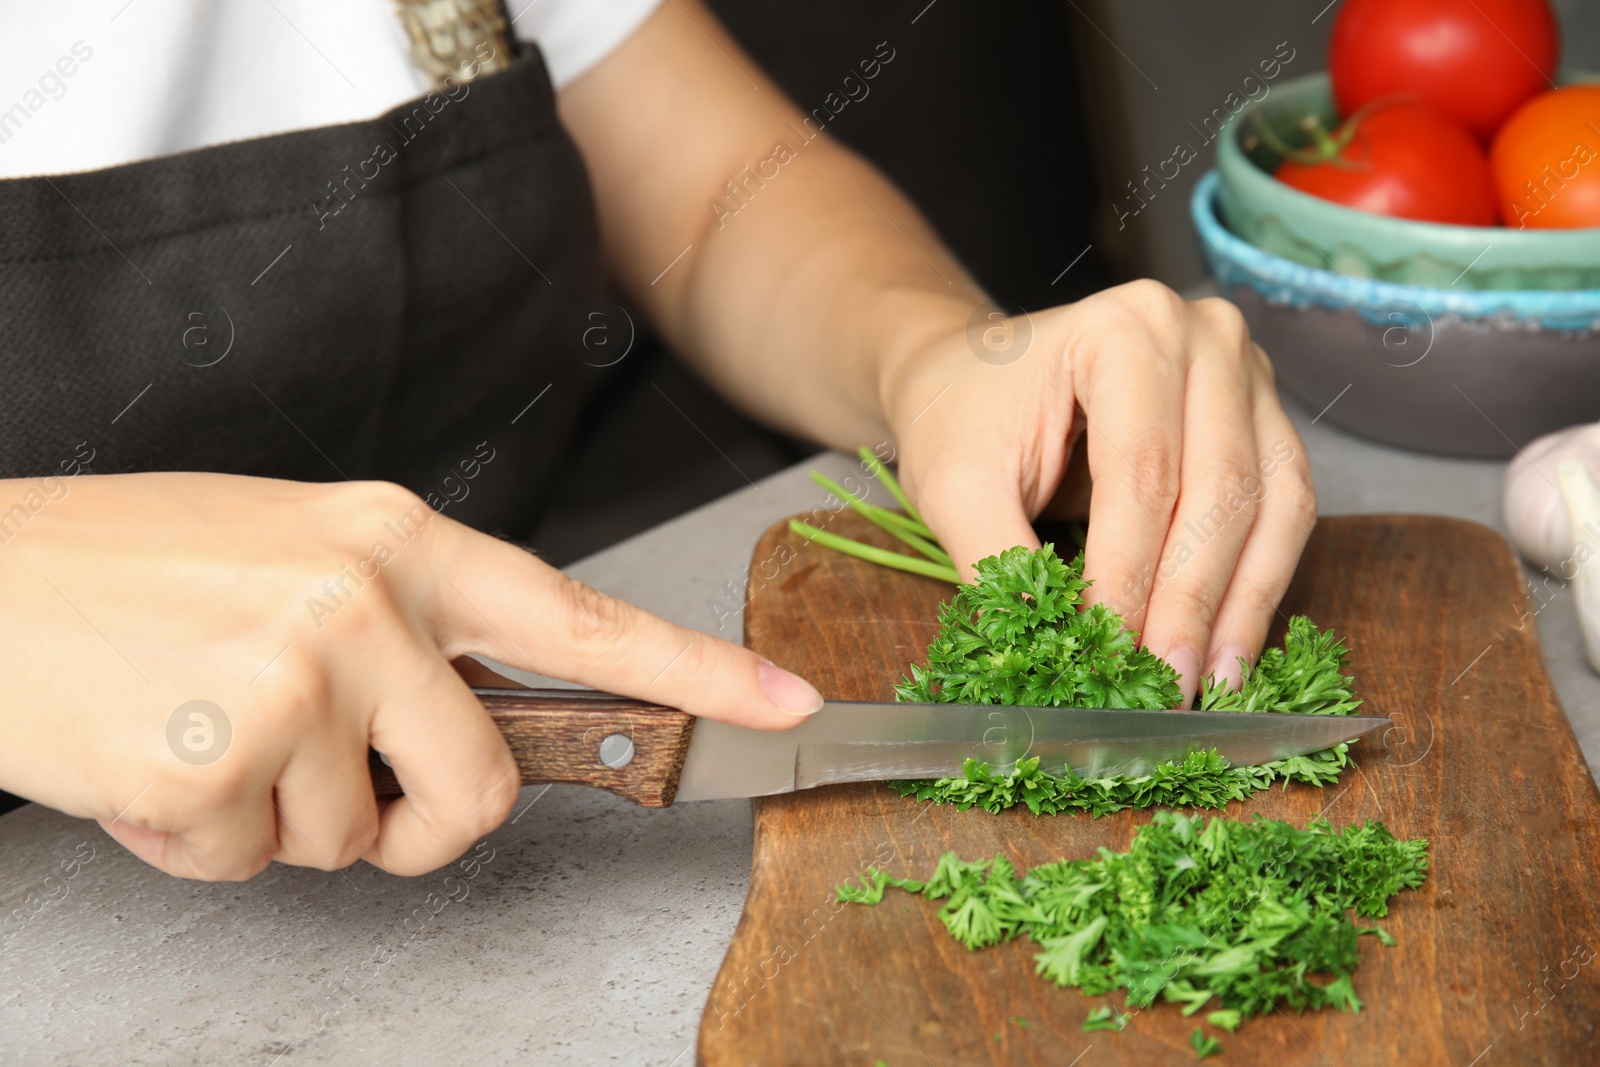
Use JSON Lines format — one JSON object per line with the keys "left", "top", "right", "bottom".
{"left": 1254, "top": 98, "right": 1392, "bottom": 173}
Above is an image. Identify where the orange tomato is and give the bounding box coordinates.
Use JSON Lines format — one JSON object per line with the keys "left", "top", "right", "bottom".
{"left": 1490, "top": 85, "right": 1600, "bottom": 229}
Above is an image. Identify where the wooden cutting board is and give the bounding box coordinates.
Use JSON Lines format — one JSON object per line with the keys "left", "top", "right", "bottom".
{"left": 697, "top": 514, "right": 1600, "bottom": 1066}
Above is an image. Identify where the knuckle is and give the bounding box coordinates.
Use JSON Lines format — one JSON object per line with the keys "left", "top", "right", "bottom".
{"left": 464, "top": 759, "right": 520, "bottom": 840}
{"left": 558, "top": 575, "right": 636, "bottom": 649}
{"left": 1205, "top": 459, "right": 1263, "bottom": 518}
{"left": 1195, "top": 296, "right": 1250, "bottom": 343}
{"left": 227, "top": 851, "right": 275, "bottom": 882}
{"left": 1281, "top": 465, "right": 1319, "bottom": 530}
{"left": 1120, "top": 277, "right": 1181, "bottom": 310}
{"left": 326, "top": 481, "right": 440, "bottom": 553}
{"left": 1252, "top": 343, "right": 1277, "bottom": 384}
{"left": 263, "top": 650, "right": 334, "bottom": 735}
{"left": 1120, "top": 442, "right": 1181, "bottom": 517}
{"left": 327, "top": 818, "right": 379, "bottom": 871}
{"left": 343, "top": 479, "right": 426, "bottom": 518}
{"left": 187, "top": 844, "right": 274, "bottom": 883}
{"left": 1156, "top": 581, "right": 1223, "bottom": 633}
{"left": 1116, "top": 279, "right": 1186, "bottom": 336}
{"left": 665, "top": 633, "right": 716, "bottom": 682}
{"left": 175, "top": 760, "right": 254, "bottom": 813}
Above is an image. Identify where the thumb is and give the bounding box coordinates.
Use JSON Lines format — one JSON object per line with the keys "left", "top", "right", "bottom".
{"left": 916, "top": 466, "right": 1043, "bottom": 582}
{"left": 430, "top": 535, "right": 824, "bottom": 729}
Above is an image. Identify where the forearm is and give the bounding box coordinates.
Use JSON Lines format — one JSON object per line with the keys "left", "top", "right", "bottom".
{"left": 558, "top": 1, "right": 984, "bottom": 450}
{"left": 671, "top": 134, "right": 985, "bottom": 447}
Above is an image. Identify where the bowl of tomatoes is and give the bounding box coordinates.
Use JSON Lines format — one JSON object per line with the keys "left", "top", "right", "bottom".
{"left": 1217, "top": 74, "right": 1600, "bottom": 289}
{"left": 1195, "top": 0, "right": 1600, "bottom": 457}
{"left": 1215, "top": 0, "right": 1600, "bottom": 289}
{"left": 1193, "top": 170, "right": 1600, "bottom": 457}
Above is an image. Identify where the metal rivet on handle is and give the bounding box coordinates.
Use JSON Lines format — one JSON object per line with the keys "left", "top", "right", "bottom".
{"left": 598, "top": 733, "right": 635, "bottom": 769}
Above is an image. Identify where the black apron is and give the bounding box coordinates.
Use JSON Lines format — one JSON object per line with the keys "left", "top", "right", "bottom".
{"left": 0, "top": 49, "right": 604, "bottom": 537}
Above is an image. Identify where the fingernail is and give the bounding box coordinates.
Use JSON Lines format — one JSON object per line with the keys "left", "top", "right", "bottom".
{"left": 758, "top": 660, "right": 825, "bottom": 718}
{"left": 1164, "top": 646, "right": 1201, "bottom": 710}
{"left": 1207, "top": 644, "right": 1251, "bottom": 693}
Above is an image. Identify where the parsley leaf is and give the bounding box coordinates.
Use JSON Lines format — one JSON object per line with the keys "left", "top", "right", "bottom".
{"left": 892, "top": 545, "right": 1361, "bottom": 814}
{"left": 1205, "top": 1009, "right": 1242, "bottom": 1033}
{"left": 1081, "top": 1005, "right": 1128, "bottom": 1032}
{"left": 1191, "top": 1029, "right": 1223, "bottom": 1059}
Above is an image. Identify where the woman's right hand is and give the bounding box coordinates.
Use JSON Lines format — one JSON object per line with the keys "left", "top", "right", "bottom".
{"left": 0, "top": 472, "right": 823, "bottom": 880}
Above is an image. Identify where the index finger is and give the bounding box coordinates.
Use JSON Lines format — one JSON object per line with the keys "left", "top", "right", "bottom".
{"left": 422, "top": 524, "right": 825, "bottom": 729}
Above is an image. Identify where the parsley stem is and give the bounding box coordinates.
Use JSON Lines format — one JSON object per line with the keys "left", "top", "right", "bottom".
{"left": 862, "top": 509, "right": 952, "bottom": 566}
{"left": 789, "top": 520, "right": 960, "bottom": 584}
{"left": 858, "top": 446, "right": 925, "bottom": 527}
{"left": 872, "top": 507, "right": 937, "bottom": 542}
{"left": 810, "top": 472, "right": 951, "bottom": 565}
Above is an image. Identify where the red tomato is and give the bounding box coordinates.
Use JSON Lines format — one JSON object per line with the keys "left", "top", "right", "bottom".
{"left": 1330, "top": 0, "right": 1560, "bottom": 142}
{"left": 1491, "top": 85, "right": 1600, "bottom": 229}
{"left": 1274, "top": 102, "right": 1499, "bottom": 225}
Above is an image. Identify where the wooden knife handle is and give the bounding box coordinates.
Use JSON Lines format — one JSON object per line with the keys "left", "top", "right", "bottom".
{"left": 368, "top": 689, "right": 696, "bottom": 808}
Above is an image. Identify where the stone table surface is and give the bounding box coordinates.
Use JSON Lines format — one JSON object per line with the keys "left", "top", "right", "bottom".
{"left": 2, "top": 400, "right": 1595, "bottom": 1066}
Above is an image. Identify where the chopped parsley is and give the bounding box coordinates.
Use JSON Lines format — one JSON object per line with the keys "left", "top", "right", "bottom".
{"left": 1081, "top": 1005, "right": 1128, "bottom": 1032}
{"left": 1205, "top": 1009, "right": 1242, "bottom": 1033}
{"left": 839, "top": 811, "right": 1427, "bottom": 1027}
{"left": 805, "top": 493, "right": 1427, "bottom": 1055}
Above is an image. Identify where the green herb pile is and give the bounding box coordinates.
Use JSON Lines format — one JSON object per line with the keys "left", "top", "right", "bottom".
{"left": 839, "top": 810, "right": 1429, "bottom": 1022}
{"left": 801, "top": 454, "right": 1429, "bottom": 1056}
{"left": 889, "top": 544, "right": 1360, "bottom": 815}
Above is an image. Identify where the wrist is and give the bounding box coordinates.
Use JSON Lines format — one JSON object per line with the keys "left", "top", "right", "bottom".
{"left": 871, "top": 290, "right": 981, "bottom": 440}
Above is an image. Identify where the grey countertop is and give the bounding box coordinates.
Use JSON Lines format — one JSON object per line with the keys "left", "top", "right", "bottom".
{"left": 3, "top": 399, "right": 1595, "bottom": 1066}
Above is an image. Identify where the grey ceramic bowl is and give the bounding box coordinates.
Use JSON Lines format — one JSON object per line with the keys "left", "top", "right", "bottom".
{"left": 1194, "top": 170, "right": 1600, "bottom": 458}
{"left": 1216, "top": 72, "right": 1600, "bottom": 291}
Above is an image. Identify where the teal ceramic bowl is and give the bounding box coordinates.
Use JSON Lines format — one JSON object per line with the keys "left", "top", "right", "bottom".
{"left": 1216, "top": 72, "right": 1600, "bottom": 291}
{"left": 1193, "top": 170, "right": 1600, "bottom": 457}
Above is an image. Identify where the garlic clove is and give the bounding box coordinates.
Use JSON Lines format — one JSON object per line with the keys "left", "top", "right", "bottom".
{"left": 1555, "top": 458, "right": 1600, "bottom": 676}
{"left": 1504, "top": 423, "right": 1600, "bottom": 569}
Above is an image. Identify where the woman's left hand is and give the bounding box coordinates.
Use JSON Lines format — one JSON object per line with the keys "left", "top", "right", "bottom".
{"left": 883, "top": 280, "right": 1318, "bottom": 708}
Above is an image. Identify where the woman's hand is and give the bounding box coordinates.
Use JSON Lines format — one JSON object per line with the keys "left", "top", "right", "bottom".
{"left": 884, "top": 281, "right": 1318, "bottom": 707}
{"left": 0, "top": 473, "right": 822, "bottom": 880}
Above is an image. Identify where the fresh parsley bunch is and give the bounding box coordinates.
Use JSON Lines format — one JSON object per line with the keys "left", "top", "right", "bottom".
{"left": 891, "top": 544, "right": 1360, "bottom": 815}
{"left": 838, "top": 811, "right": 1429, "bottom": 1020}
{"left": 896, "top": 543, "right": 1181, "bottom": 710}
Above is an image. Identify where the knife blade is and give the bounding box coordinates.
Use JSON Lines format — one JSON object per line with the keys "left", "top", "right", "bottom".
{"left": 367, "top": 688, "right": 1390, "bottom": 806}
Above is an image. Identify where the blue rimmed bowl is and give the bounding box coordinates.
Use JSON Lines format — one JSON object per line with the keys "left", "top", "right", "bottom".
{"left": 1193, "top": 170, "right": 1600, "bottom": 458}
{"left": 1216, "top": 72, "right": 1600, "bottom": 290}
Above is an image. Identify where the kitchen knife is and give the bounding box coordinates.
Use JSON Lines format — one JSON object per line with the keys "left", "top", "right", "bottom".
{"left": 369, "top": 688, "right": 1391, "bottom": 806}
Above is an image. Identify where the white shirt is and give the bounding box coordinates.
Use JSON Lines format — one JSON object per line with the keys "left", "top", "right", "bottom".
{"left": 0, "top": 0, "right": 660, "bottom": 179}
